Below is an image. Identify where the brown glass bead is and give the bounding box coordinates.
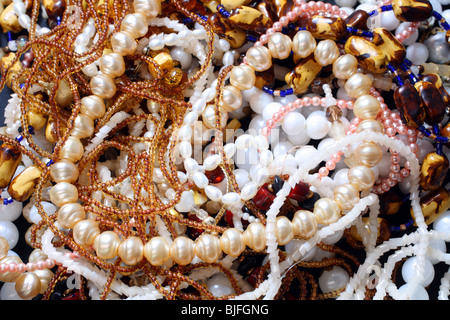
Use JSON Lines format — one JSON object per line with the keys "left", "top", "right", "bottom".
{"left": 254, "top": 65, "right": 275, "bottom": 90}
{"left": 372, "top": 28, "right": 406, "bottom": 66}
{"left": 420, "top": 73, "right": 450, "bottom": 109}
{"left": 43, "top": 0, "right": 66, "bottom": 20}
{"left": 411, "top": 187, "right": 450, "bottom": 225}
{"left": 345, "top": 9, "right": 370, "bottom": 30}
{"left": 253, "top": 0, "right": 279, "bottom": 25}
{"left": 228, "top": 5, "right": 273, "bottom": 35}
{"left": 326, "top": 105, "right": 343, "bottom": 122}
{"left": 272, "top": 0, "right": 295, "bottom": 19}
{"left": 344, "top": 36, "right": 387, "bottom": 73}
{"left": 419, "top": 152, "right": 449, "bottom": 191}
{"left": 306, "top": 15, "right": 348, "bottom": 41}
{"left": 0, "top": 141, "right": 22, "bottom": 189}
{"left": 7, "top": 165, "right": 42, "bottom": 202}
{"left": 414, "top": 80, "right": 446, "bottom": 124}
{"left": 393, "top": 83, "right": 426, "bottom": 128}
{"left": 379, "top": 189, "right": 403, "bottom": 215}
{"left": 207, "top": 13, "right": 247, "bottom": 49}
{"left": 392, "top": 0, "right": 433, "bottom": 22}
{"left": 285, "top": 54, "right": 322, "bottom": 94}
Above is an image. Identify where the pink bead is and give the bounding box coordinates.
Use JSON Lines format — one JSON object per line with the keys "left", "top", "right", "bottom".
{"left": 346, "top": 101, "right": 354, "bottom": 109}
{"left": 312, "top": 96, "right": 321, "bottom": 106}
{"left": 266, "top": 28, "right": 275, "bottom": 36}
{"left": 287, "top": 11, "right": 296, "bottom": 21}
{"left": 308, "top": 1, "right": 317, "bottom": 9}
{"left": 36, "top": 261, "right": 46, "bottom": 270}
{"left": 401, "top": 168, "right": 410, "bottom": 178}
{"left": 325, "top": 160, "right": 336, "bottom": 170}
{"left": 261, "top": 127, "right": 270, "bottom": 137}
{"left": 45, "top": 259, "right": 55, "bottom": 268}
{"left": 407, "top": 128, "right": 416, "bottom": 136}
{"left": 324, "top": 3, "right": 332, "bottom": 12}
{"left": 279, "top": 106, "right": 288, "bottom": 116}
{"left": 0, "top": 264, "right": 7, "bottom": 273}
{"left": 303, "top": 97, "right": 311, "bottom": 106}
{"left": 391, "top": 164, "right": 400, "bottom": 172}
{"left": 391, "top": 155, "right": 401, "bottom": 164}
{"left": 286, "top": 102, "right": 296, "bottom": 111}
{"left": 273, "top": 22, "right": 282, "bottom": 31}
{"left": 318, "top": 167, "right": 329, "bottom": 177}
{"left": 398, "top": 125, "right": 407, "bottom": 135}
{"left": 387, "top": 178, "right": 396, "bottom": 187}
{"left": 316, "top": 1, "right": 324, "bottom": 9}
{"left": 381, "top": 110, "right": 391, "bottom": 120}
{"left": 381, "top": 183, "right": 390, "bottom": 192}
{"left": 408, "top": 135, "right": 417, "bottom": 143}
{"left": 294, "top": 99, "right": 303, "bottom": 108}
{"left": 272, "top": 112, "right": 281, "bottom": 122}
{"left": 27, "top": 263, "right": 37, "bottom": 272}
{"left": 386, "top": 127, "right": 395, "bottom": 137}
{"left": 294, "top": 6, "right": 304, "bottom": 16}
{"left": 404, "top": 161, "right": 411, "bottom": 170}
{"left": 259, "top": 34, "right": 268, "bottom": 44}
{"left": 320, "top": 97, "right": 326, "bottom": 107}
{"left": 267, "top": 119, "right": 276, "bottom": 128}
{"left": 9, "top": 263, "right": 17, "bottom": 273}
{"left": 389, "top": 172, "right": 400, "bottom": 181}
{"left": 409, "top": 143, "right": 418, "bottom": 153}
{"left": 17, "top": 263, "right": 26, "bottom": 273}
{"left": 279, "top": 16, "right": 289, "bottom": 26}
{"left": 331, "top": 153, "right": 341, "bottom": 162}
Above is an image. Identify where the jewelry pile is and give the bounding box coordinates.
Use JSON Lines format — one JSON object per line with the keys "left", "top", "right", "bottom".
{"left": 0, "top": 0, "right": 448, "bottom": 301}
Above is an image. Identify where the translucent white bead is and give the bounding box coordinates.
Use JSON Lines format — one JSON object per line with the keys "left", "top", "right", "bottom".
{"left": 294, "top": 146, "right": 317, "bottom": 166}
{"left": 0, "top": 221, "right": 19, "bottom": 249}
{"left": 240, "top": 182, "right": 257, "bottom": 201}
{"left": 282, "top": 112, "right": 306, "bottom": 136}
{"left": 0, "top": 197, "right": 22, "bottom": 222}
{"left": 406, "top": 43, "right": 429, "bottom": 66}
{"left": 284, "top": 239, "right": 318, "bottom": 262}
{"left": 398, "top": 283, "right": 429, "bottom": 300}
{"left": 427, "top": 238, "right": 446, "bottom": 265}
{"left": 249, "top": 89, "right": 273, "bottom": 115}
{"left": 306, "top": 111, "right": 330, "bottom": 140}
{"left": 222, "top": 192, "right": 241, "bottom": 206}
{"left": 401, "top": 257, "right": 435, "bottom": 287}
{"left": 184, "top": 158, "right": 199, "bottom": 173}
{"left": 192, "top": 172, "right": 208, "bottom": 189}
{"left": 235, "top": 134, "right": 253, "bottom": 150}
{"left": 433, "top": 210, "right": 450, "bottom": 233}
{"left": 318, "top": 266, "right": 349, "bottom": 293}
{"left": 380, "top": 10, "right": 400, "bottom": 31}
{"left": 175, "top": 191, "right": 195, "bottom": 213}
{"left": 203, "top": 154, "right": 221, "bottom": 171}
{"left": 205, "top": 185, "right": 223, "bottom": 201}
{"left": 206, "top": 274, "right": 235, "bottom": 298}
{"left": 259, "top": 149, "right": 273, "bottom": 168}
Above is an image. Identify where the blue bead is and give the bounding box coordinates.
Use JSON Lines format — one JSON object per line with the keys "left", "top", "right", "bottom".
{"left": 15, "top": 135, "right": 23, "bottom": 142}
{"left": 46, "top": 159, "right": 54, "bottom": 167}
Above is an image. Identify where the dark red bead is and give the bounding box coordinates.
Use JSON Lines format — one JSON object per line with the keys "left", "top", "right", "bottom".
{"left": 246, "top": 267, "right": 262, "bottom": 288}
{"left": 287, "top": 181, "right": 310, "bottom": 202}
{"left": 187, "top": 213, "right": 204, "bottom": 239}
{"left": 225, "top": 210, "right": 249, "bottom": 228}
{"left": 62, "top": 292, "right": 81, "bottom": 300}
{"left": 205, "top": 166, "right": 225, "bottom": 184}
{"left": 252, "top": 185, "right": 276, "bottom": 210}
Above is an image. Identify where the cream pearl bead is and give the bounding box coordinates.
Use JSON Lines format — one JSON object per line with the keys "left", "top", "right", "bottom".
{"left": 28, "top": 249, "right": 47, "bottom": 263}
{"left": 90, "top": 74, "right": 117, "bottom": 99}
{"left": 354, "top": 142, "right": 383, "bottom": 167}
{"left": 292, "top": 210, "right": 317, "bottom": 239}
{"left": 313, "top": 198, "right": 341, "bottom": 225}
{"left": 344, "top": 73, "right": 373, "bottom": 99}
{"left": 111, "top": 31, "right": 137, "bottom": 56}
{"left": 194, "top": 233, "right": 221, "bottom": 263}
{"left": 0, "top": 236, "right": 9, "bottom": 260}
{"left": 32, "top": 268, "right": 54, "bottom": 294}
{"left": 353, "top": 95, "right": 381, "bottom": 120}
{"left": 133, "top": 0, "right": 161, "bottom": 19}
{"left": 143, "top": 236, "right": 170, "bottom": 266}
{"left": 356, "top": 119, "right": 385, "bottom": 134}
{"left": 275, "top": 216, "right": 294, "bottom": 245}
{"left": 73, "top": 219, "right": 100, "bottom": 247}
{"left": 99, "top": 53, "right": 126, "bottom": 78}
{"left": 314, "top": 39, "right": 340, "bottom": 66}
{"left": 0, "top": 255, "right": 22, "bottom": 282}
{"left": 169, "top": 236, "right": 195, "bottom": 266}
{"left": 60, "top": 136, "right": 84, "bottom": 163}
{"left": 268, "top": 32, "right": 293, "bottom": 59}
{"left": 333, "top": 54, "right": 358, "bottom": 80}
{"left": 49, "top": 182, "right": 78, "bottom": 207}
{"left": 80, "top": 95, "right": 106, "bottom": 120}
{"left": 15, "top": 272, "right": 41, "bottom": 300}
{"left": 72, "top": 114, "right": 94, "bottom": 139}
{"left": 57, "top": 203, "right": 86, "bottom": 229}
{"left": 245, "top": 46, "right": 272, "bottom": 72}
{"left": 243, "top": 222, "right": 266, "bottom": 252}
{"left": 118, "top": 236, "right": 144, "bottom": 265}
{"left": 221, "top": 85, "right": 242, "bottom": 112}
{"left": 220, "top": 228, "right": 245, "bottom": 257}
{"left": 50, "top": 159, "right": 79, "bottom": 183}
{"left": 292, "top": 30, "right": 316, "bottom": 59}
{"left": 347, "top": 165, "right": 376, "bottom": 191}
{"left": 202, "top": 104, "right": 228, "bottom": 129}
{"left": 93, "top": 231, "right": 121, "bottom": 260}
{"left": 333, "top": 183, "right": 360, "bottom": 211}
{"left": 230, "top": 65, "right": 256, "bottom": 90}
{"left": 120, "top": 13, "right": 148, "bottom": 39}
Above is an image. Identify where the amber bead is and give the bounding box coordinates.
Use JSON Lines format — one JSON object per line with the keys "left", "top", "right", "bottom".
{"left": 287, "top": 181, "right": 310, "bottom": 203}
{"left": 254, "top": 0, "right": 279, "bottom": 25}
{"left": 0, "top": 3, "right": 23, "bottom": 33}
{"left": 254, "top": 65, "right": 275, "bottom": 90}
{"left": 345, "top": 9, "right": 370, "bottom": 30}
{"left": 43, "top": 0, "right": 66, "bottom": 20}
{"left": 8, "top": 165, "right": 42, "bottom": 202}
{"left": 420, "top": 73, "right": 450, "bottom": 109}
{"left": 379, "top": 189, "right": 403, "bottom": 215}
{"left": 393, "top": 83, "right": 426, "bottom": 128}
{"left": 306, "top": 15, "right": 348, "bottom": 41}
{"left": 349, "top": 217, "right": 390, "bottom": 244}
{"left": 419, "top": 152, "right": 449, "bottom": 191}
{"left": 252, "top": 185, "right": 276, "bottom": 210}
{"left": 441, "top": 123, "right": 450, "bottom": 148}
{"left": 372, "top": 28, "right": 406, "bottom": 66}
{"left": 207, "top": 13, "right": 246, "bottom": 49}
{"left": 228, "top": 6, "right": 272, "bottom": 35}
{"left": 205, "top": 166, "right": 225, "bottom": 184}
{"left": 344, "top": 36, "right": 387, "bottom": 73}
{"left": 273, "top": 0, "right": 295, "bottom": 19}
{"left": 414, "top": 80, "right": 446, "bottom": 124}
{"left": 285, "top": 54, "right": 322, "bottom": 94}
{"left": 0, "top": 141, "right": 22, "bottom": 189}
{"left": 392, "top": 0, "right": 433, "bottom": 22}
{"left": 411, "top": 187, "right": 450, "bottom": 225}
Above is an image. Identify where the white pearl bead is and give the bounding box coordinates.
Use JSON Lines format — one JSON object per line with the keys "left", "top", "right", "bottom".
{"left": 433, "top": 211, "right": 450, "bottom": 233}
{"left": 203, "top": 154, "right": 221, "bottom": 171}
{"left": 133, "top": 0, "right": 161, "bottom": 19}
{"left": 282, "top": 112, "right": 306, "bottom": 136}
{"left": 306, "top": 111, "right": 330, "bottom": 140}
{"left": 295, "top": 146, "right": 317, "bottom": 167}
{"left": 170, "top": 47, "right": 192, "bottom": 70}
{"left": 233, "top": 169, "right": 250, "bottom": 189}
{"left": 249, "top": 89, "right": 273, "bottom": 114}
{"left": 262, "top": 102, "right": 284, "bottom": 124}
{"left": 192, "top": 172, "right": 208, "bottom": 189}
{"left": 99, "top": 53, "right": 126, "bottom": 78}
{"left": 222, "top": 192, "right": 241, "bottom": 206}
{"left": 245, "top": 46, "right": 272, "bottom": 72}
{"left": 401, "top": 257, "right": 435, "bottom": 287}
{"left": 0, "top": 221, "right": 19, "bottom": 249}
{"left": 240, "top": 182, "right": 257, "bottom": 201}
{"left": 205, "top": 185, "right": 223, "bottom": 202}
{"left": 120, "top": 13, "right": 148, "bottom": 39}
{"left": 319, "top": 266, "right": 349, "bottom": 293}
{"left": 110, "top": 31, "right": 137, "bottom": 56}
{"left": 175, "top": 191, "right": 195, "bottom": 213}
{"left": 206, "top": 274, "right": 235, "bottom": 297}
{"left": 235, "top": 134, "right": 253, "bottom": 150}
{"left": 292, "top": 30, "right": 316, "bottom": 59}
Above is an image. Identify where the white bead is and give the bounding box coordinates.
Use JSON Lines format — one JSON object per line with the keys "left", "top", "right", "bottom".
{"left": 222, "top": 192, "right": 241, "bottom": 206}
{"left": 205, "top": 185, "right": 223, "bottom": 201}
{"left": 192, "top": 172, "right": 208, "bottom": 189}
{"left": 29, "top": 202, "right": 56, "bottom": 224}
{"left": 184, "top": 158, "right": 199, "bottom": 173}
{"left": 273, "top": 140, "right": 294, "bottom": 158}
{"left": 223, "top": 143, "right": 236, "bottom": 159}
{"left": 284, "top": 239, "right": 318, "bottom": 262}
{"left": 395, "top": 23, "right": 419, "bottom": 46}
{"left": 427, "top": 238, "right": 446, "bottom": 265}
{"left": 398, "top": 283, "right": 429, "bottom": 300}
{"left": 321, "top": 229, "right": 344, "bottom": 245}
{"left": 254, "top": 134, "right": 269, "bottom": 151}
{"left": 259, "top": 149, "right": 273, "bottom": 168}
{"left": 235, "top": 134, "right": 253, "bottom": 150}
{"left": 191, "top": 98, "right": 206, "bottom": 114}
{"left": 183, "top": 111, "right": 198, "bottom": 125}
{"left": 380, "top": 10, "right": 400, "bottom": 31}
{"left": 0, "top": 197, "right": 22, "bottom": 222}
{"left": 332, "top": 168, "right": 350, "bottom": 185}
{"left": 234, "top": 144, "right": 258, "bottom": 171}
{"left": 282, "top": 112, "right": 306, "bottom": 136}
{"left": 401, "top": 257, "right": 435, "bottom": 287}
{"left": 170, "top": 47, "right": 192, "bottom": 70}
{"left": 294, "top": 146, "right": 317, "bottom": 166}
{"left": 249, "top": 89, "right": 273, "bottom": 114}
{"left": 0, "top": 221, "right": 19, "bottom": 249}
{"left": 13, "top": 2, "right": 26, "bottom": 14}
{"left": 203, "top": 154, "right": 221, "bottom": 171}
{"left": 82, "top": 63, "right": 98, "bottom": 77}
{"left": 318, "top": 266, "right": 350, "bottom": 293}
{"left": 262, "top": 102, "right": 284, "bottom": 125}
{"left": 206, "top": 274, "right": 235, "bottom": 298}
{"left": 178, "top": 140, "right": 192, "bottom": 159}
{"left": 240, "top": 182, "right": 257, "bottom": 201}
{"left": 433, "top": 211, "right": 450, "bottom": 233}
{"left": 233, "top": 169, "right": 250, "bottom": 190}
{"left": 175, "top": 191, "right": 195, "bottom": 213}
{"left": 178, "top": 125, "right": 192, "bottom": 141}
{"left": 306, "top": 111, "right": 330, "bottom": 140}
{"left": 334, "top": 0, "right": 357, "bottom": 7}
{"left": 406, "top": 43, "right": 429, "bottom": 66}
{"left": 0, "top": 282, "right": 25, "bottom": 300}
